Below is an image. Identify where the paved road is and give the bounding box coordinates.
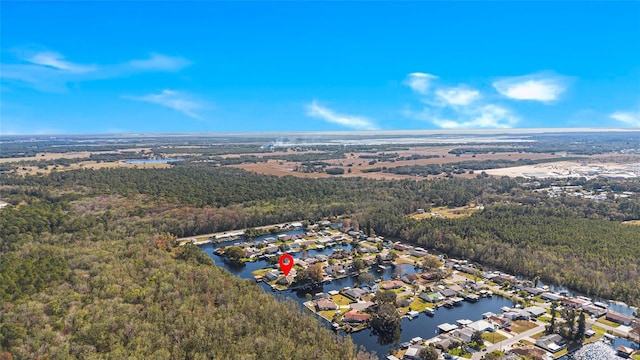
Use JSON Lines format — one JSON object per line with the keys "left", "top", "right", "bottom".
{"left": 471, "top": 324, "right": 546, "bottom": 360}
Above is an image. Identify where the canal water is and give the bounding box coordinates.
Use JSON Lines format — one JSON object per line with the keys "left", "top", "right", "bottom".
{"left": 199, "top": 230, "right": 517, "bottom": 358}
{"left": 561, "top": 337, "right": 640, "bottom": 360}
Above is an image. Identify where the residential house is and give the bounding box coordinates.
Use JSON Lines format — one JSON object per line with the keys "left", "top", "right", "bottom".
{"left": 606, "top": 311, "right": 633, "bottom": 326}
{"left": 421, "top": 271, "right": 440, "bottom": 281}
{"left": 401, "top": 274, "right": 419, "bottom": 285}
{"left": 466, "top": 320, "right": 494, "bottom": 333}
{"left": 343, "top": 288, "right": 366, "bottom": 301}
{"left": 264, "top": 245, "right": 279, "bottom": 254}
{"left": 488, "top": 315, "right": 511, "bottom": 329}
{"left": 440, "top": 288, "right": 457, "bottom": 298}
{"left": 403, "top": 345, "right": 425, "bottom": 360}
{"left": 316, "top": 299, "right": 338, "bottom": 311}
{"left": 349, "top": 301, "right": 374, "bottom": 311}
{"left": 264, "top": 270, "right": 279, "bottom": 281}
{"left": 541, "top": 292, "right": 563, "bottom": 302}
{"left": 536, "top": 334, "right": 566, "bottom": 353}
{"left": 452, "top": 327, "right": 475, "bottom": 343}
{"left": 343, "top": 310, "right": 371, "bottom": 323}
{"left": 420, "top": 292, "right": 444, "bottom": 303}
{"left": 381, "top": 280, "right": 404, "bottom": 290}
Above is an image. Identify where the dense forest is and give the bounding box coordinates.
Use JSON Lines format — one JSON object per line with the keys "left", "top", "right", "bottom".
{"left": 1, "top": 165, "right": 640, "bottom": 357}
{"left": 0, "top": 195, "right": 368, "bottom": 359}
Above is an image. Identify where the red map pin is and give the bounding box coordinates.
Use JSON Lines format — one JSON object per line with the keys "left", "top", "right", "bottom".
{"left": 279, "top": 254, "right": 294, "bottom": 276}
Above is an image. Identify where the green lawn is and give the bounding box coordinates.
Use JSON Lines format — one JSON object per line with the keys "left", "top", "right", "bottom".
{"left": 448, "top": 348, "right": 472, "bottom": 359}
{"left": 331, "top": 294, "right": 353, "bottom": 306}
{"left": 583, "top": 325, "right": 606, "bottom": 344}
{"left": 482, "top": 331, "right": 508, "bottom": 344}
{"left": 597, "top": 317, "right": 620, "bottom": 327}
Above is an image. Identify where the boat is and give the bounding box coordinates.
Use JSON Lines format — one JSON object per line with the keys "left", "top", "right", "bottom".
{"left": 443, "top": 300, "right": 454, "bottom": 308}
{"left": 424, "top": 308, "right": 435, "bottom": 316}
{"left": 452, "top": 297, "right": 464, "bottom": 306}
{"left": 407, "top": 311, "right": 420, "bottom": 319}
{"left": 331, "top": 322, "right": 340, "bottom": 331}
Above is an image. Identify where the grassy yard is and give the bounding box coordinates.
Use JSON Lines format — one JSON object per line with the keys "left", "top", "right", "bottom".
{"left": 510, "top": 320, "right": 538, "bottom": 333}
{"left": 530, "top": 331, "right": 545, "bottom": 340}
{"left": 597, "top": 317, "right": 620, "bottom": 327}
{"left": 583, "top": 325, "right": 606, "bottom": 344}
{"left": 331, "top": 294, "right": 353, "bottom": 306}
{"left": 448, "top": 348, "right": 472, "bottom": 358}
{"left": 251, "top": 267, "right": 274, "bottom": 277}
{"left": 554, "top": 348, "right": 568, "bottom": 358}
{"left": 482, "top": 332, "right": 508, "bottom": 344}
{"left": 631, "top": 353, "right": 640, "bottom": 360}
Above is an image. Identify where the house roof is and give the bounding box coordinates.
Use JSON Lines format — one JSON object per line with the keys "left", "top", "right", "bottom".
{"left": 317, "top": 299, "right": 338, "bottom": 309}
{"left": 344, "top": 310, "right": 371, "bottom": 322}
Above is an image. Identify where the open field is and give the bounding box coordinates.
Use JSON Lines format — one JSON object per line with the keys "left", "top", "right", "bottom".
{"left": 0, "top": 148, "right": 151, "bottom": 163}
{"left": 410, "top": 205, "right": 481, "bottom": 219}
{"left": 11, "top": 160, "right": 173, "bottom": 175}
{"left": 231, "top": 150, "right": 564, "bottom": 179}
{"left": 483, "top": 160, "right": 640, "bottom": 179}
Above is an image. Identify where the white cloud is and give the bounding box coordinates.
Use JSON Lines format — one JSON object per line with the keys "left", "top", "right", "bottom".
{"left": 403, "top": 72, "right": 438, "bottom": 95}
{"left": 1, "top": 49, "right": 191, "bottom": 92}
{"left": 435, "top": 87, "right": 480, "bottom": 106}
{"left": 493, "top": 73, "right": 567, "bottom": 102}
{"left": 127, "top": 90, "right": 205, "bottom": 119}
{"left": 425, "top": 104, "right": 519, "bottom": 129}
{"left": 25, "top": 51, "right": 96, "bottom": 74}
{"left": 610, "top": 110, "right": 640, "bottom": 127}
{"left": 306, "top": 101, "right": 377, "bottom": 130}
{"left": 128, "top": 53, "right": 191, "bottom": 72}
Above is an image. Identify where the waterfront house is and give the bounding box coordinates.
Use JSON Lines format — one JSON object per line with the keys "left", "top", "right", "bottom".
{"left": 541, "top": 292, "right": 563, "bottom": 302}
{"left": 467, "top": 319, "right": 494, "bottom": 333}
{"left": 343, "top": 288, "right": 366, "bottom": 301}
{"left": 421, "top": 271, "right": 440, "bottom": 281}
{"left": 606, "top": 311, "right": 633, "bottom": 325}
{"left": 582, "top": 305, "right": 606, "bottom": 317}
{"left": 403, "top": 345, "right": 425, "bottom": 360}
{"left": 264, "top": 270, "right": 279, "bottom": 281}
{"left": 452, "top": 327, "right": 475, "bottom": 343}
{"left": 616, "top": 345, "right": 635, "bottom": 358}
{"left": 488, "top": 315, "right": 511, "bottom": 329}
{"left": 440, "top": 288, "right": 457, "bottom": 298}
{"left": 264, "top": 245, "right": 279, "bottom": 254}
{"left": 316, "top": 299, "right": 338, "bottom": 311}
{"left": 381, "top": 280, "right": 404, "bottom": 290}
{"left": 343, "top": 310, "right": 371, "bottom": 323}
{"left": 535, "top": 334, "right": 566, "bottom": 353}
{"left": 401, "top": 274, "right": 419, "bottom": 285}
{"left": 420, "top": 292, "right": 444, "bottom": 303}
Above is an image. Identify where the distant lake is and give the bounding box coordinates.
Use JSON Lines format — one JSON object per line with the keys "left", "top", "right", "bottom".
{"left": 123, "top": 158, "right": 184, "bottom": 164}
{"left": 200, "top": 232, "right": 516, "bottom": 358}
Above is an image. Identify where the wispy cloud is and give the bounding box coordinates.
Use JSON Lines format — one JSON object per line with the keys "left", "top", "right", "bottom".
{"left": 128, "top": 53, "right": 191, "bottom": 72}
{"left": 306, "top": 101, "right": 378, "bottom": 130}
{"left": 25, "top": 51, "right": 96, "bottom": 73}
{"left": 403, "top": 72, "right": 438, "bottom": 95}
{"left": 126, "top": 90, "right": 205, "bottom": 120}
{"left": 1, "top": 48, "right": 191, "bottom": 92}
{"left": 493, "top": 73, "right": 568, "bottom": 102}
{"left": 404, "top": 71, "right": 519, "bottom": 129}
{"left": 435, "top": 87, "right": 480, "bottom": 106}
{"left": 610, "top": 110, "right": 640, "bottom": 127}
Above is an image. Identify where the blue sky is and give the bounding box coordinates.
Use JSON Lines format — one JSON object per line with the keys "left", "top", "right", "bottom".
{"left": 1, "top": 1, "right": 639, "bottom": 134}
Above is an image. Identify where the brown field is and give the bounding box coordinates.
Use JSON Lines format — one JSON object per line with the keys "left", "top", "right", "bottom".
{"left": 230, "top": 149, "right": 563, "bottom": 179}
